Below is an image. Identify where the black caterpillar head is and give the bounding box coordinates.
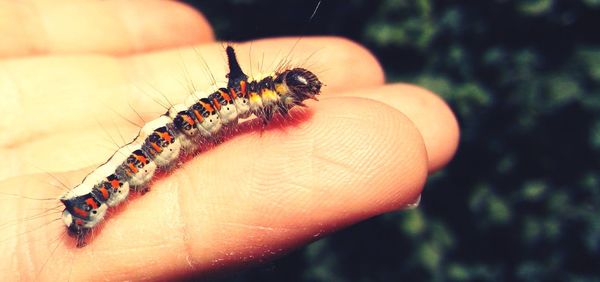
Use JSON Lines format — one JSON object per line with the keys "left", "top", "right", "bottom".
{"left": 279, "top": 68, "right": 322, "bottom": 103}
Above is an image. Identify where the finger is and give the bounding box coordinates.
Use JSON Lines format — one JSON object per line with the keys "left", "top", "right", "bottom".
{"left": 0, "top": 37, "right": 383, "bottom": 157}
{"left": 0, "top": 0, "right": 214, "bottom": 57}
{"left": 3, "top": 97, "right": 428, "bottom": 280}
{"left": 330, "top": 83, "right": 460, "bottom": 172}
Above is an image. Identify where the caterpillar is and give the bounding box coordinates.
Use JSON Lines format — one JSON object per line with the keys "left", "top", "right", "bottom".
{"left": 59, "top": 45, "right": 322, "bottom": 247}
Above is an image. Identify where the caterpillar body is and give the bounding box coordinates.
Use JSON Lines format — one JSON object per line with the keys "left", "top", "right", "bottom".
{"left": 59, "top": 46, "right": 322, "bottom": 247}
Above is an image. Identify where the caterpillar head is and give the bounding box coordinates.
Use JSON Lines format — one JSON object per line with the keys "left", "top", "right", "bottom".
{"left": 276, "top": 68, "right": 322, "bottom": 105}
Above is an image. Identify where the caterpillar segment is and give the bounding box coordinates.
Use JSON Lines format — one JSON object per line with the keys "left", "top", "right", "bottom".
{"left": 168, "top": 103, "right": 200, "bottom": 151}
{"left": 119, "top": 144, "right": 157, "bottom": 189}
{"left": 186, "top": 95, "right": 223, "bottom": 137}
{"left": 231, "top": 80, "right": 251, "bottom": 119}
{"left": 139, "top": 115, "right": 182, "bottom": 168}
{"left": 59, "top": 45, "right": 323, "bottom": 246}
{"left": 88, "top": 147, "right": 131, "bottom": 207}
{"left": 210, "top": 88, "right": 238, "bottom": 125}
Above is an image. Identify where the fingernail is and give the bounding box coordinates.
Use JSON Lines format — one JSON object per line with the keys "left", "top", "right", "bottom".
{"left": 403, "top": 194, "right": 421, "bottom": 210}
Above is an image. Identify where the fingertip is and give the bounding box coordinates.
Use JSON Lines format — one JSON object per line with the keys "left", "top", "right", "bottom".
{"left": 318, "top": 36, "right": 385, "bottom": 91}
{"left": 391, "top": 83, "right": 460, "bottom": 172}
{"left": 330, "top": 84, "right": 460, "bottom": 172}
{"left": 307, "top": 97, "right": 427, "bottom": 216}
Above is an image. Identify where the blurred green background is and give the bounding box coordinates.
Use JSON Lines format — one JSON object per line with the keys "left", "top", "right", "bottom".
{"left": 185, "top": 0, "right": 600, "bottom": 281}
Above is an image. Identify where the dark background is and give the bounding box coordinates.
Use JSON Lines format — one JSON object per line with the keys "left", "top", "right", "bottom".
{"left": 184, "top": 0, "right": 600, "bottom": 281}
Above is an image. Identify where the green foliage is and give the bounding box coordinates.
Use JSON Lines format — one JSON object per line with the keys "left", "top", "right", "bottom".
{"left": 187, "top": 0, "right": 600, "bottom": 280}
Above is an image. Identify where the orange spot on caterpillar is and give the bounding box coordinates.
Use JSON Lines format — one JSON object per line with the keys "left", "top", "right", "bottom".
{"left": 182, "top": 115, "right": 195, "bottom": 126}
{"left": 212, "top": 98, "right": 222, "bottom": 111}
{"left": 193, "top": 110, "right": 204, "bottom": 123}
{"left": 219, "top": 89, "right": 232, "bottom": 102}
{"left": 134, "top": 154, "right": 148, "bottom": 164}
{"left": 158, "top": 131, "right": 173, "bottom": 143}
{"left": 150, "top": 142, "right": 162, "bottom": 153}
{"left": 241, "top": 80, "right": 247, "bottom": 97}
{"left": 128, "top": 162, "right": 139, "bottom": 174}
{"left": 85, "top": 198, "right": 98, "bottom": 209}
{"left": 99, "top": 186, "right": 109, "bottom": 199}
{"left": 73, "top": 207, "right": 88, "bottom": 218}
{"left": 200, "top": 101, "right": 215, "bottom": 112}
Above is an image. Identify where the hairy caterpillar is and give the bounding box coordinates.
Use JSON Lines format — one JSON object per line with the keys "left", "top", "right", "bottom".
{"left": 58, "top": 46, "right": 322, "bottom": 247}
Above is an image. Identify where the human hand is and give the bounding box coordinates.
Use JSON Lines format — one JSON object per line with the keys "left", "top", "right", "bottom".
{"left": 0, "top": 1, "right": 459, "bottom": 280}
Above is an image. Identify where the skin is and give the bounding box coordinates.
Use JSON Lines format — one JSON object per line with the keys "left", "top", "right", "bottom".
{"left": 0, "top": 0, "right": 459, "bottom": 280}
